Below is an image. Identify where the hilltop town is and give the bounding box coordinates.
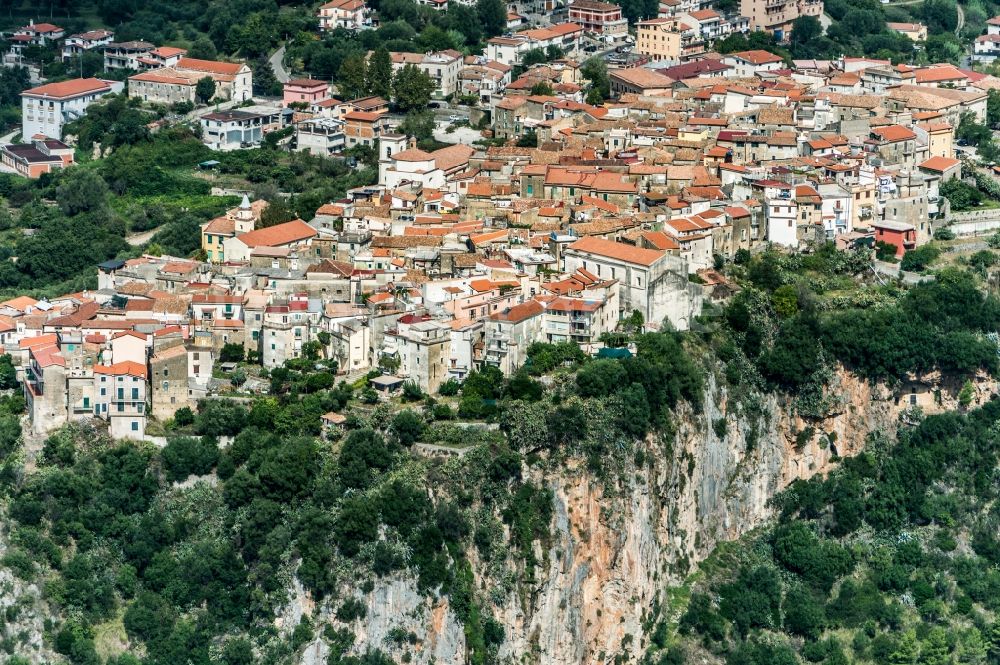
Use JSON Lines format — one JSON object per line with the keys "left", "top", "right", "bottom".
{"left": 0, "top": 0, "right": 996, "bottom": 441}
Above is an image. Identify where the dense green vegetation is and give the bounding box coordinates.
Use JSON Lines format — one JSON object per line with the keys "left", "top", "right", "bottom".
{"left": 724, "top": 248, "right": 1000, "bottom": 394}
{"left": 0, "top": 95, "right": 376, "bottom": 297}
{"left": 0, "top": 320, "right": 705, "bottom": 664}
{"left": 666, "top": 394, "right": 1000, "bottom": 665}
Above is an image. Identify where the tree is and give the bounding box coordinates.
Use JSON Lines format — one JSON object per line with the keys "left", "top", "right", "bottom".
{"left": 476, "top": 0, "right": 507, "bottom": 37}
{"left": 0, "top": 354, "right": 17, "bottom": 389}
{"left": 187, "top": 36, "right": 218, "bottom": 61}
{"left": 338, "top": 54, "right": 368, "bottom": 101}
{"left": 521, "top": 48, "right": 548, "bottom": 68}
{"left": 772, "top": 284, "right": 799, "bottom": 318}
{"left": 941, "top": 178, "right": 984, "bottom": 212}
{"left": 400, "top": 110, "right": 435, "bottom": 141}
{"left": 530, "top": 81, "right": 553, "bottom": 96}
{"left": 989, "top": 89, "right": 1000, "bottom": 127}
{"left": 219, "top": 343, "right": 244, "bottom": 363}
{"left": 259, "top": 199, "right": 297, "bottom": 227}
{"left": 366, "top": 47, "right": 393, "bottom": 99}
{"left": 581, "top": 57, "right": 611, "bottom": 101}
{"left": 161, "top": 436, "right": 219, "bottom": 482}
{"left": 923, "top": 0, "right": 958, "bottom": 33}
{"left": 56, "top": 168, "right": 110, "bottom": 216}
{"left": 393, "top": 64, "right": 436, "bottom": 113}
{"left": 195, "top": 76, "right": 216, "bottom": 104}
{"left": 251, "top": 57, "right": 281, "bottom": 97}
{"left": 900, "top": 245, "right": 940, "bottom": 272}
{"left": 391, "top": 410, "right": 425, "bottom": 446}
{"left": 790, "top": 15, "right": 822, "bottom": 46}
{"left": 783, "top": 585, "right": 826, "bottom": 639}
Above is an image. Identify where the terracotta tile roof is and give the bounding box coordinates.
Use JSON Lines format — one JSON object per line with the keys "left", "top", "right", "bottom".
{"left": 177, "top": 57, "right": 244, "bottom": 75}
{"left": 32, "top": 344, "right": 64, "bottom": 368}
{"left": 729, "top": 50, "right": 783, "bottom": 65}
{"left": 95, "top": 360, "right": 147, "bottom": 378}
{"left": 914, "top": 66, "right": 965, "bottom": 84}
{"left": 1, "top": 295, "right": 38, "bottom": 312}
{"left": 203, "top": 216, "right": 236, "bottom": 235}
{"left": 130, "top": 71, "right": 195, "bottom": 86}
{"left": 641, "top": 231, "right": 679, "bottom": 250}
{"left": 872, "top": 125, "right": 917, "bottom": 142}
{"left": 113, "top": 330, "right": 148, "bottom": 340}
{"left": 567, "top": 236, "right": 664, "bottom": 266}
{"left": 609, "top": 67, "right": 673, "bottom": 89}
{"left": 23, "top": 77, "right": 110, "bottom": 99}
{"left": 161, "top": 261, "right": 198, "bottom": 274}
{"left": 237, "top": 219, "right": 317, "bottom": 248}
{"left": 20, "top": 333, "right": 58, "bottom": 350}
{"left": 152, "top": 46, "right": 186, "bottom": 57}
{"left": 490, "top": 299, "right": 544, "bottom": 323}
{"left": 343, "top": 110, "right": 384, "bottom": 122}
{"left": 919, "top": 155, "right": 961, "bottom": 172}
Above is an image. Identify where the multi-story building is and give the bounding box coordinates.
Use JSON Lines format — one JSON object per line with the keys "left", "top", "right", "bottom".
{"left": 390, "top": 50, "right": 463, "bottom": 99}
{"left": 975, "top": 19, "right": 1000, "bottom": 62}
{"left": 128, "top": 70, "right": 197, "bottom": 105}
{"left": 568, "top": 0, "right": 628, "bottom": 38}
{"left": 721, "top": 49, "right": 785, "bottom": 77}
{"left": 131, "top": 58, "right": 252, "bottom": 104}
{"left": 94, "top": 362, "right": 147, "bottom": 440}
{"left": 886, "top": 22, "right": 927, "bottom": 42}
{"left": 150, "top": 343, "right": 189, "bottom": 420}
{"left": 104, "top": 41, "right": 156, "bottom": 70}
{"left": 392, "top": 319, "right": 451, "bottom": 393}
{"left": 61, "top": 29, "right": 114, "bottom": 61}
{"left": 283, "top": 79, "right": 330, "bottom": 107}
{"left": 296, "top": 117, "right": 346, "bottom": 156}
{"left": 563, "top": 236, "right": 699, "bottom": 329}
{"left": 343, "top": 110, "right": 388, "bottom": 148}
{"left": 0, "top": 136, "right": 74, "bottom": 178}
{"left": 636, "top": 17, "right": 684, "bottom": 61}
{"left": 260, "top": 297, "right": 317, "bottom": 368}
{"left": 738, "top": 0, "right": 822, "bottom": 39}
{"left": 539, "top": 293, "right": 618, "bottom": 347}
{"left": 484, "top": 300, "right": 544, "bottom": 375}
{"left": 21, "top": 77, "right": 122, "bottom": 141}
{"left": 199, "top": 107, "right": 286, "bottom": 151}
{"left": 13, "top": 20, "right": 64, "bottom": 45}
{"left": 318, "top": 0, "right": 369, "bottom": 30}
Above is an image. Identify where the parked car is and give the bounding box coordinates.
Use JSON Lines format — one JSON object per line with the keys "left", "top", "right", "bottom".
{"left": 448, "top": 114, "right": 463, "bottom": 122}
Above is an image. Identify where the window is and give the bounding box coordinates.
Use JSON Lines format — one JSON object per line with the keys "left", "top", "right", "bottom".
{"left": 132, "top": 387, "right": 139, "bottom": 400}
{"left": 131, "top": 421, "right": 138, "bottom": 431}
{"left": 83, "top": 397, "right": 90, "bottom": 408}
{"left": 117, "top": 388, "right": 124, "bottom": 400}
{"left": 162, "top": 381, "right": 169, "bottom": 390}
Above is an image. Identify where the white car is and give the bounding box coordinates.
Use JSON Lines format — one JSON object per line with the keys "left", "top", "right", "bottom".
{"left": 448, "top": 115, "right": 463, "bottom": 122}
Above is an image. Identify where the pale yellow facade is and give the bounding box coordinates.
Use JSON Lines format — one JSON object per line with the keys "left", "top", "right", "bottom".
{"left": 636, "top": 19, "right": 682, "bottom": 61}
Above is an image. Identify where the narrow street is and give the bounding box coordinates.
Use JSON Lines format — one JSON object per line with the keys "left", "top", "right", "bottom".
{"left": 269, "top": 45, "right": 290, "bottom": 83}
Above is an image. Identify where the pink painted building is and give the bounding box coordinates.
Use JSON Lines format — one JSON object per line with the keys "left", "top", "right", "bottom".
{"left": 283, "top": 79, "right": 330, "bottom": 107}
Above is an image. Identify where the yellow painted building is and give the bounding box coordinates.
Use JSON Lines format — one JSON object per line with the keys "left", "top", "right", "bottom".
{"left": 200, "top": 195, "right": 266, "bottom": 262}
{"left": 636, "top": 18, "right": 683, "bottom": 62}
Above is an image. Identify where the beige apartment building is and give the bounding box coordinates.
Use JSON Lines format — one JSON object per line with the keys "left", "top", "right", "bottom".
{"left": 739, "top": 0, "right": 822, "bottom": 39}
{"left": 636, "top": 17, "right": 683, "bottom": 61}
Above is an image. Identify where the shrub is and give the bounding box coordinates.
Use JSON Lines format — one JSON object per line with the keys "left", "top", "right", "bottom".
{"left": 438, "top": 378, "right": 460, "bottom": 396}
{"left": 900, "top": 245, "right": 940, "bottom": 272}
{"left": 161, "top": 436, "right": 219, "bottom": 482}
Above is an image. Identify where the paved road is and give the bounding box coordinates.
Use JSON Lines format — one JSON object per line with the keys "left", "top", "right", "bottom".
{"left": 270, "top": 45, "right": 290, "bottom": 84}
{"left": 126, "top": 228, "right": 158, "bottom": 247}
{"left": 956, "top": 2, "right": 965, "bottom": 36}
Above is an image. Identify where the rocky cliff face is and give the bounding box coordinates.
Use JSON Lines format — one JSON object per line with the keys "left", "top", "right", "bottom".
{"left": 314, "top": 368, "right": 903, "bottom": 665}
